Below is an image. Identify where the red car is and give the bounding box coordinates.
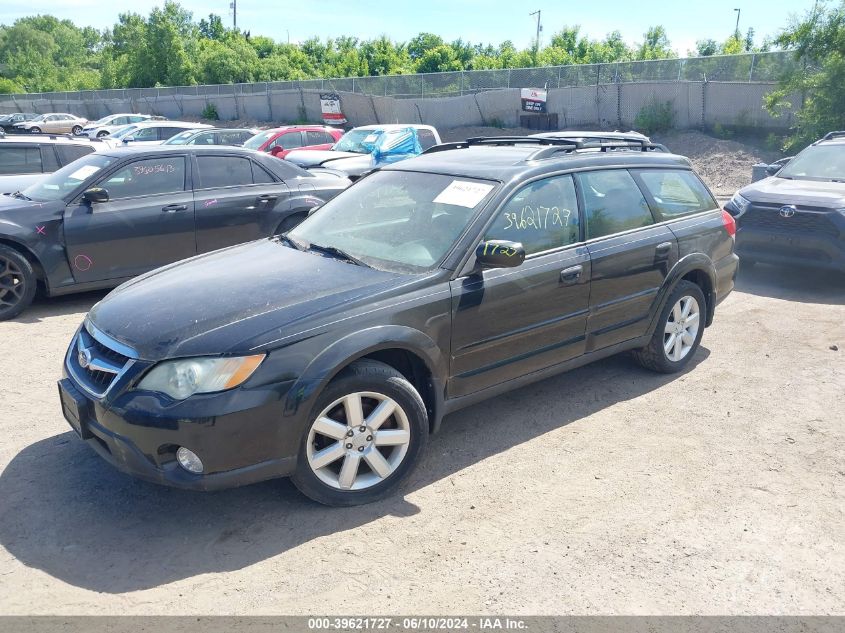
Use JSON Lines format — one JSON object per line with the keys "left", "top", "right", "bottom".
{"left": 243, "top": 125, "right": 343, "bottom": 159}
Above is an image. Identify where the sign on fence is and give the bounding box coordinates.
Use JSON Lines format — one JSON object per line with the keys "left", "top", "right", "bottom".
{"left": 520, "top": 88, "right": 547, "bottom": 113}
{"left": 319, "top": 93, "right": 347, "bottom": 125}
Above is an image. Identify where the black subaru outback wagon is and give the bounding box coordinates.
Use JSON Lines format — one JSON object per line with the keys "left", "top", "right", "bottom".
{"left": 58, "top": 136, "right": 738, "bottom": 506}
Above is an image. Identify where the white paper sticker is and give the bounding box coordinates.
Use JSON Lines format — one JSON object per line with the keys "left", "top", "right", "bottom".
{"left": 363, "top": 134, "right": 379, "bottom": 143}
{"left": 433, "top": 180, "right": 494, "bottom": 208}
{"left": 68, "top": 165, "right": 101, "bottom": 181}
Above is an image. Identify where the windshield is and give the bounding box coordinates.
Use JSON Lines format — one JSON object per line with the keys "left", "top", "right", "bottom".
{"left": 243, "top": 129, "right": 276, "bottom": 150}
{"left": 29, "top": 115, "right": 46, "bottom": 123}
{"left": 334, "top": 129, "right": 384, "bottom": 154}
{"left": 779, "top": 144, "right": 845, "bottom": 181}
{"left": 164, "top": 130, "right": 196, "bottom": 145}
{"left": 22, "top": 154, "right": 117, "bottom": 202}
{"left": 110, "top": 125, "right": 140, "bottom": 139}
{"left": 288, "top": 171, "right": 498, "bottom": 272}
{"left": 92, "top": 116, "right": 113, "bottom": 126}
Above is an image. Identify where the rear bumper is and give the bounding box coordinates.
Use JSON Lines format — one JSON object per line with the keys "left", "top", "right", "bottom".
{"left": 736, "top": 224, "right": 845, "bottom": 272}
{"left": 714, "top": 252, "right": 739, "bottom": 307}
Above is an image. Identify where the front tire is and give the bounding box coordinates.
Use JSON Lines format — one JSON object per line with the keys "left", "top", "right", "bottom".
{"left": 291, "top": 360, "right": 428, "bottom": 506}
{"left": 29, "top": 127, "right": 41, "bottom": 134}
{"left": 97, "top": 130, "right": 109, "bottom": 138}
{"left": 633, "top": 280, "right": 706, "bottom": 374}
{"left": 0, "top": 246, "right": 37, "bottom": 321}
{"left": 71, "top": 125, "right": 83, "bottom": 135}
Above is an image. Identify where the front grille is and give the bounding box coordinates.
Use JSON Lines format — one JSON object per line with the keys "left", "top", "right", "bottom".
{"left": 740, "top": 204, "right": 840, "bottom": 236}
{"left": 67, "top": 325, "right": 134, "bottom": 397}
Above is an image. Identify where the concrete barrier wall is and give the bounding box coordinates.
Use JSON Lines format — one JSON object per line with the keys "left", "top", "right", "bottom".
{"left": 0, "top": 81, "right": 792, "bottom": 132}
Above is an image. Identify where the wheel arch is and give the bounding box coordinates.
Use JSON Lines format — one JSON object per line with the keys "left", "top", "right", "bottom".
{"left": 647, "top": 255, "right": 717, "bottom": 337}
{"left": 0, "top": 236, "right": 46, "bottom": 288}
{"left": 283, "top": 326, "right": 447, "bottom": 434}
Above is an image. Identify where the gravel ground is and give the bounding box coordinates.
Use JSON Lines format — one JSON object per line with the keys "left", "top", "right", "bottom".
{"left": 0, "top": 264, "right": 842, "bottom": 615}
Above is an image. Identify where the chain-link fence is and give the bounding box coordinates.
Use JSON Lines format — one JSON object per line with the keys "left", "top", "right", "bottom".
{"left": 0, "top": 51, "right": 794, "bottom": 104}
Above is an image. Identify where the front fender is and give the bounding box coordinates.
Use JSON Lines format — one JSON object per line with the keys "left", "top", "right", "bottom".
{"left": 282, "top": 325, "right": 446, "bottom": 429}
{"left": 0, "top": 217, "right": 73, "bottom": 293}
{"left": 646, "top": 254, "right": 717, "bottom": 337}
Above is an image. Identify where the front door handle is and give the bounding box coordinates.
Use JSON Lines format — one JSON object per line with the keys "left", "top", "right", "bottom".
{"left": 162, "top": 204, "right": 188, "bottom": 213}
{"left": 560, "top": 264, "right": 583, "bottom": 283}
{"left": 257, "top": 194, "right": 278, "bottom": 203}
{"left": 655, "top": 241, "right": 673, "bottom": 254}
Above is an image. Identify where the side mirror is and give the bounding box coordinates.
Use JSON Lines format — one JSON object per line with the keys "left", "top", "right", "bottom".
{"left": 767, "top": 156, "right": 792, "bottom": 176}
{"left": 122, "top": 136, "right": 135, "bottom": 144}
{"left": 270, "top": 146, "right": 283, "bottom": 156}
{"left": 475, "top": 240, "right": 525, "bottom": 269}
{"left": 82, "top": 188, "right": 109, "bottom": 204}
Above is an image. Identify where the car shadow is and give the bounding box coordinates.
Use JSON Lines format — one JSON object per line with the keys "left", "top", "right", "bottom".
{"left": 12, "top": 290, "right": 108, "bottom": 324}
{"left": 0, "top": 347, "right": 710, "bottom": 593}
{"left": 735, "top": 262, "right": 845, "bottom": 305}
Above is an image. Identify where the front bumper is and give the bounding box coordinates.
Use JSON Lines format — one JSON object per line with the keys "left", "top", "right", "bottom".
{"left": 59, "top": 329, "right": 304, "bottom": 490}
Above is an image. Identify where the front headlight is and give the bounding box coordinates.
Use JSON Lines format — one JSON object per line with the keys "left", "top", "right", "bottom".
{"left": 727, "top": 192, "right": 751, "bottom": 217}
{"left": 137, "top": 354, "right": 265, "bottom": 400}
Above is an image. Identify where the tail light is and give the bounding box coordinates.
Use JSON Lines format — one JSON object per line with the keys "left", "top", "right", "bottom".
{"left": 721, "top": 209, "right": 736, "bottom": 238}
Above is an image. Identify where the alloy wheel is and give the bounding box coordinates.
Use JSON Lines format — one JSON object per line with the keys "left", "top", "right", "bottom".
{"left": 0, "top": 257, "right": 26, "bottom": 311}
{"left": 663, "top": 295, "right": 700, "bottom": 362}
{"left": 306, "top": 391, "right": 411, "bottom": 491}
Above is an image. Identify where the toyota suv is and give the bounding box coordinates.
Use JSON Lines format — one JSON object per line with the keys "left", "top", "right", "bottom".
{"left": 57, "top": 135, "right": 737, "bottom": 506}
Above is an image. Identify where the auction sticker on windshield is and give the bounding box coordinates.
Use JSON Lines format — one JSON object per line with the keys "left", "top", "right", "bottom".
{"left": 68, "top": 165, "right": 101, "bottom": 181}
{"left": 433, "top": 180, "right": 495, "bottom": 208}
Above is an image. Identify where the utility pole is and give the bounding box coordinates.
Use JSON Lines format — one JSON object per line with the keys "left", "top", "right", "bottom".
{"left": 733, "top": 8, "right": 741, "bottom": 38}
{"left": 530, "top": 9, "right": 542, "bottom": 64}
{"left": 230, "top": 0, "right": 237, "bottom": 29}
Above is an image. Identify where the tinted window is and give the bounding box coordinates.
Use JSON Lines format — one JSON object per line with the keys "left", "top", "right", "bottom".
{"left": 636, "top": 169, "right": 716, "bottom": 219}
{"left": 274, "top": 132, "right": 304, "bottom": 150}
{"left": 132, "top": 127, "right": 159, "bottom": 141}
{"left": 112, "top": 117, "right": 128, "bottom": 125}
{"left": 251, "top": 162, "right": 276, "bottom": 184}
{"left": 159, "top": 127, "right": 188, "bottom": 140}
{"left": 191, "top": 132, "right": 216, "bottom": 145}
{"left": 55, "top": 144, "right": 94, "bottom": 166}
{"left": 197, "top": 156, "right": 254, "bottom": 188}
{"left": 485, "top": 175, "right": 580, "bottom": 255}
{"left": 99, "top": 156, "right": 186, "bottom": 199}
{"left": 417, "top": 129, "right": 437, "bottom": 150}
{"left": 577, "top": 170, "right": 654, "bottom": 239}
{"left": 218, "top": 131, "right": 249, "bottom": 145}
{"left": 306, "top": 130, "right": 331, "bottom": 145}
{"left": 0, "top": 146, "right": 42, "bottom": 174}
{"left": 129, "top": 116, "right": 147, "bottom": 123}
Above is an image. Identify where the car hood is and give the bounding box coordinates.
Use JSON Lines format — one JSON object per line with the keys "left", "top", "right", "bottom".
{"left": 285, "top": 150, "right": 368, "bottom": 167}
{"left": 740, "top": 176, "right": 845, "bottom": 208}
{"left": 87, "top": 239, "right": 408, "bottom": 360}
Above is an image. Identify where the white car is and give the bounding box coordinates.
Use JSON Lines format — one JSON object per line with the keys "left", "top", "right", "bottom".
{"left": 81, "top": 114, "right": 155, "bottom": 139}
{"left": 105, "top": 121, "right": 214, "bottom": 146}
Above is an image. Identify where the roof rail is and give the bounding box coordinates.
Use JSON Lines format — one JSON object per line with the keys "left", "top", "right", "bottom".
{"left": 423, "top": 136, "right": 666, "bottom": 157}
{"left": 423, "top": 136, "right": 578, "bottom": 154}
{"left": 533, "top": 132, "right": 650, "bottom": 147}
{"left": 821, "top": 131, "right": 845, "bottom": 141}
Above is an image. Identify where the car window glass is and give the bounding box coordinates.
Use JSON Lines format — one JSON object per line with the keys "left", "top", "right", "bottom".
{"left": 113, "top": 117, "right": 127, "bottom": 125}
{"left": 0, "top": 146, "right": 42, "bottom": 174}
{"left": 217, "top": 131, "right": 244, "bottom": 145}
{"left": 306, "top": 130, "right": 328, "bottom": 145}
{"left": 193, "top": 132, "right": 216, "bottom": 145}
{"left": 277, "top": 132, "right": 303, "bottom": 150}
{"left": 577, "top": 170, "right": 654, "bottom": 239}
{"left": 98, "top": 156, "right": 186, "bottom": 199}
{"left": 55, "top": 144, "right": 94, "bottom": 166}
{"left": 485, "top": 175, "right": 580, "bottom": 255}
{"left": 132, "top": 127, "right": 159, "bottom": 140}
{"left": 417, "top": 129, "right": 437, "bottom": 150}
{"left": 251, "top": 162, "right": 275, "bottom": 184}
{"left": 636, "top": 169, "right": 716, "bottom": 219}
{"left": 198, "top": 156, "right": 254, "bottom": 188}
{"left": 160, "top": 127, "right": 189, "bottom": 140}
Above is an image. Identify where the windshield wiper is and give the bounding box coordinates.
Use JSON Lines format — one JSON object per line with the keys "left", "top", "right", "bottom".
{"left": 307, "top": 243, "right": 370, "bottom": 267}
{"left": 276, "top": 234, "right": 307, "bottom": 251}
{"left": 11, "top": 191, "right": 32, "bottom": 201}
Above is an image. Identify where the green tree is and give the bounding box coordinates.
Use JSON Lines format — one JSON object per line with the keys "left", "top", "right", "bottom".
{"left": 636, "top": 26, "right": 675, "bottom": 60}
{"left": 408, "top": 32, "right": 443, "bottom": 61}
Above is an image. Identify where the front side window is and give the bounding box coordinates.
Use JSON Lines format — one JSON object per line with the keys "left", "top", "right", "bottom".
{"left": 577, "top": 170, "right": 654, "bottom": 240}
{"left": 273, "top": 132, "right": 303, "bottom": 150}
{"left": 485, "top": 175, "right": 580, "bottom": 255}
{"left": 290, "top": 171, "right": 498, "bottom": 272}
{"left": 197, "top": 156, "right": 253, "bottom": 188}
{"left": 636, "top": 169, "right": 717, "bottom": 219}
{"left": 98, "top": 156, "right": 186, "bottom": 199}
{"left": 131, "top": 127, "right": 159, "bottom": 141}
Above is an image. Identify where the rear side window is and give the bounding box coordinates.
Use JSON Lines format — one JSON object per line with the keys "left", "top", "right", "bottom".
{"left": 197, "top": 156, "right": 254, "bottom": 188}
{"left": 251, "top": 162, "right": 276, "bottom": 184}
{"left": 306, "top": 130, "right": 331, "bottom": 145}
{"left": 55, "top": 144, "right": 94, "bottom": 167}
{"left": 577, "top": 170, "right": 654, "bottom": 240}
{"left": 0, "top": 146, "right": 42, "bottom": 174}
{"left": 99, "top": 156, "right": 186, "bottom": 199}
{"left": 191, "top": 132, "right": 216, "bottom": 145}
{"left": 485, "top": 174, "right": 580, "bottom": 255}
{"left": 417, "top": 129, "right": 437, "bottom": 150}
{"left": 132, "top": 127, "right": 160, "bottom": 141}
{"left": 636, "top": 169, "right": 716, "bottom": 219}
{"left": 159, "top": 127, "right": 189, "bottom": 140}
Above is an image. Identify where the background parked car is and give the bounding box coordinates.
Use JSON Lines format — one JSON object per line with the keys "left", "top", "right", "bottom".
{"left": 14, "top": 113, "right": 88, "bottom": 135}
{"left": 0, "top": 113, "right": 38, "bottom": 133}
{"left": 0, "top": 135, "right": 99, "bottom": 192}
{"left": 81, "top": 114, "right": 155, "bottom": 139}
{"left": 163, "top": 128, "right": 258, "bottom": 146}
{"left": 285, "top": 124, "right": 441, "bottom": 180}
{"left": 0, "top": 145, "right": 352, "bottom": 319}
{"left": 105, "top": 121, "right": 213, "bottom": 146}
{"left": 242, "top": 125, "right": 342, "bottom": 159}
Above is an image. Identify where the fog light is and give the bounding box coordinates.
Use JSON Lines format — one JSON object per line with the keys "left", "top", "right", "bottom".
{"left": 176, "top": 447, "right": 204, "bottom": 474}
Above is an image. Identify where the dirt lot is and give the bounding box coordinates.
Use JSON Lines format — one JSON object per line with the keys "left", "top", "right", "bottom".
{"left": 0, "top": 263, "right": 842, "bottom": 615}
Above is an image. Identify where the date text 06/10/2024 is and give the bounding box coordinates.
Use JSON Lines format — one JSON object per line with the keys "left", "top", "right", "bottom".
{"left": 307, "top": 617, "right": 528, "bottom": 631}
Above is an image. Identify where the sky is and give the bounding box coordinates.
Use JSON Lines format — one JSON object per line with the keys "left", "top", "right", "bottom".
{"left": 0, "top": 0, "right": 822, "bottom": 56}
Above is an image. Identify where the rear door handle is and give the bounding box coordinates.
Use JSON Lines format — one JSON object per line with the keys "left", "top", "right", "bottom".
{"left": 655, "top": 241, "right": 673, "bottom": 254}
{"left": 560, "top": 264, "right": 583, "bottom": 283}
{"left": 161, "top": 204, "right": 187, "bottom": 213}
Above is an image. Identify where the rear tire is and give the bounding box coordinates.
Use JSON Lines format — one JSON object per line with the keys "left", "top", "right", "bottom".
{"left": 71, "top": 125, "right": 83, "bottom": 135}
{"left": 0, "top": 245, "right": 37, "bottom": 321}
{"left": 291, "top": 359, "right": 428, "bottom": 506}
{"left": 633, "top": 280, "right": 706, "bottom": 374}
{"left": 29, "top": 127, "right": 41, "bottom": 134}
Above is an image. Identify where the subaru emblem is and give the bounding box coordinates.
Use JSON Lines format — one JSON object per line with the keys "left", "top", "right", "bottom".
{"left": 779, "top": 205, "right": 797, "bottom": 218}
